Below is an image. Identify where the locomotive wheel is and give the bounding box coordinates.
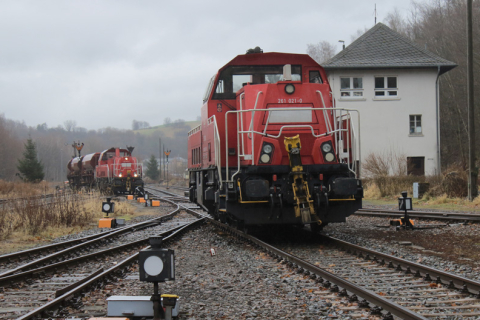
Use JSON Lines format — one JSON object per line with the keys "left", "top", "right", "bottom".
{"left": 310, "top": 222, "right": 328, "bottom": 233}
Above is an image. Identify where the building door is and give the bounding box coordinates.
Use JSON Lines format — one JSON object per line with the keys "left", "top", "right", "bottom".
{"left": 407, "top": 157, "right": 425, "bottom": 176}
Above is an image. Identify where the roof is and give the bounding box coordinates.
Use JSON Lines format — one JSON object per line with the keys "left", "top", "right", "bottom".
{"left": 323, "top": 23, "right": 456, "bottom": 75}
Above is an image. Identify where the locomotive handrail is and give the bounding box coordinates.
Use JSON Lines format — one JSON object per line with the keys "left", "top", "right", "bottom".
{"left": 207, "top": 115, "right": 222, "bottom": 188}
{"left": 188, "top": 124, "right": 202, "bottom": 136}
{"left": 239, "top": 91, "right": 264, "bottom": 161}
{"left": 239, "top": 92, "right": 246, "bottom": 157}
{"left": 247, "top": 91, "right": 264, "bottom": 140}
{"left": 225, "top": 107, "right": 361, "bottom": 183}
{"left": 316, "top": 90, "right": 333, "bottom": 134}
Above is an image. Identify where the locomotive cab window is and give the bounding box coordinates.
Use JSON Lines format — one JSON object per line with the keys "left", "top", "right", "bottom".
{"left": 203, "top": 75, "right": 216, "bottom": 103}
{"left": 213, "top": 65, "right": 301, "bottom": 100}
{"left": 309, "top": 71, "right": 323, "bottom": 84}
{"left": 102, "top": 152, "right": 115, "bottom": 161}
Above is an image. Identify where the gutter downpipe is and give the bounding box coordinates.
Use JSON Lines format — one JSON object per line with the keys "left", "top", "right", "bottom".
{"left": 435, "top": 66, "right": 441, "bottom": 175}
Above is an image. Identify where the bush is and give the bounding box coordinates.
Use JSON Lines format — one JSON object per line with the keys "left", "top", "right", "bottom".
{"left": 0, "top": 192, "right": 95, "bottom": 240}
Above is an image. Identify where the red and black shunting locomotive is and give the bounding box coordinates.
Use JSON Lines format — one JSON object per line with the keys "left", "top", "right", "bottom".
{"left": 187, "top": 48, "right": 363, "bottom": 231}
{"left": 67, "top": 146, "right": 144, "bottom": 194}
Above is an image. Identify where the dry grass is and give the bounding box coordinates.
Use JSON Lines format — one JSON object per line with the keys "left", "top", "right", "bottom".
{"left": 0, "top": 180, "right": 58, "bottom": 198}
{"left": 0, "top": 192, "right": 97, "bottom": 240}
{"left": 0, "top": 192, "right": 140, "bottom": 254}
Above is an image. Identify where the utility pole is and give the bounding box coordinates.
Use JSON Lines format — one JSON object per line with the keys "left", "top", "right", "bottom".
{"left": 467, "top": 0, "right": 478, "bottom": 200}
{"left": 159, "top": 138, "right": 162, "bottom": 179}
{"left": 163, "top": 145, "right": 166, "bottom": 180}
{"left": 164, "top": 149, "right": 171, "bottom": 189}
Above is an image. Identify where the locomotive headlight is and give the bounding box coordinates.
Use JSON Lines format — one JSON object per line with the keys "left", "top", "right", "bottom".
{"left": 134, "top": 173, "right": 138, "bottom": 177}
{"left": 322, "top": 143, "right": 332, "bottom": 153}
{"left": 119, "top": 173, "right": 123, "bottom": 178}
{"left": 325, "top": 153, "right": 335, "bottom": 162}
{"left": 263, "top": 144, "right": 273, "bottom": 154}
{"left": 125, "top": 157, "right": 128, "bottom": 160}
{"left": 260, "top": 154, "right": 271, "bottom": 163}
{"left": 285, "top": 84, "right": 295, "bottom": 95}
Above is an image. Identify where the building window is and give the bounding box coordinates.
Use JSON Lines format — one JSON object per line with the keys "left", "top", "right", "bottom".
{"left": 375, "top": 76, "right": 397, "bottom": 96}
{"left": 340, "top": 77, "right": 363, "bottom": 97}
{"left": 410, "top": 115, "right": 422, "bottom": 134}
{"left": 407, "top": 157, "right": 425, "bottom": 176}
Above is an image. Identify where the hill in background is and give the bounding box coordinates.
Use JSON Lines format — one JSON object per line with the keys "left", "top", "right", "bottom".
{"left": 135, "top": 120, "right": 200, "bottom": 139}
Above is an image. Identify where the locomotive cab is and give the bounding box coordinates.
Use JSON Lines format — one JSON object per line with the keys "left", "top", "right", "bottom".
{"left": 188, "top": 49, "right": 363, "bottom": 230}
{"left": 96, "top": 147, "right": 144, "bottom": 194}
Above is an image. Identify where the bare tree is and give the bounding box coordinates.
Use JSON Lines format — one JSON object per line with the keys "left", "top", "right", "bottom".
{"left": 63, "top": 120, "right": 77, "bottom": 132}
{"left": 306, "top": 41, "right": 337, "bottom": 64}
{"left": 132, "top": 120, "right": 140, "bottom": 130}
{"left": 350, "top": 27, "right": 370, "bottom": 43}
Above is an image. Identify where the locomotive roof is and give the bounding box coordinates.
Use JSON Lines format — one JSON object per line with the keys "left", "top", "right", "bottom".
{"left": 101, "top": 147, "right": 131, "bottom": 154}
{"left": 220, "top": 52, "right": 322, "bottom": 70}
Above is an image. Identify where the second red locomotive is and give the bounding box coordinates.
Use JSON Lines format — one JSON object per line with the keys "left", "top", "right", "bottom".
{"left": 67, "top": 146, "right": 144, "bottom": 194}
{"left": 187, "top": 48, "right": 363, "bottom": 231}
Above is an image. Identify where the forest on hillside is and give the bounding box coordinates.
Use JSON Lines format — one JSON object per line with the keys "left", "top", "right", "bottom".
{"left": 0, "top": 115, "right": 192, "bottom": 182}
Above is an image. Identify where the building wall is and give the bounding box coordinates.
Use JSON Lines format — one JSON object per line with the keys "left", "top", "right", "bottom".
{"left": 327, "top": 68, "right": 439, "bottom": 176}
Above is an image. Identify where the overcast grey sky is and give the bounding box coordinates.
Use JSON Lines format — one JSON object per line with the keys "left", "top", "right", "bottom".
{"left": 0, "top": 0, "right": 416, "bottom": 130}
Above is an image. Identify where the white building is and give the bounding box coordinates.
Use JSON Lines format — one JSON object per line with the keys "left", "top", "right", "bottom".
{"left": 324, "top": 23, "right": 456, "bottom": 176}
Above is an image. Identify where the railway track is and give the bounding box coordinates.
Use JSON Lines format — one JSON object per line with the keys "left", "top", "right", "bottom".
{"left": 4, "top": 186, "right": 479, "bottom": 318}
{"left": 148, "top": 186, "right": 480, "bottom": 318}
{"left": 0, "top": 195, "right": 205, "bottom": 319}
{"left": 356, "top": 208, "right": 480, "bottom": 223}
{"left": 0, "top": 193, "right": 180, "bottom": 275}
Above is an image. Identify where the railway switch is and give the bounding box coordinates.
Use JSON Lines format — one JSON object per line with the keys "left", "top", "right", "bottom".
{"left": 138, "top": 236, "right": 177, "bottom": 320}
{"left": 393, "top": 191, "right": 415, "bottom": 229}
{"left": 102, "top": 198, "right": 115, "bottom": 214}
{"left": 99, "top": 198, "right": 117, "bottom": 228}
{"left": 139, "top": 237, "right": 175, "bottom": 282}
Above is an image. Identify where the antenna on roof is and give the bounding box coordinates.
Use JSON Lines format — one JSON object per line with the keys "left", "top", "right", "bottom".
{"left": 374, "top": 3, "right": 377, "bottom": 25}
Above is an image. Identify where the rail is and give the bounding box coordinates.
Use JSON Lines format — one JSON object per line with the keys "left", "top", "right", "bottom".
{"left": 206, "top": 217, "right": 427, "bottom": 319}
{"left": 225, "top": 106, "right": 361, "bottom": 183}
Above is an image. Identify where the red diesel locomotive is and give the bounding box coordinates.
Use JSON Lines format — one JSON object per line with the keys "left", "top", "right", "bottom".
{"left": 187, "top": 48, "right": 363, "bottom": 231}
{"left": 67, "top": 147, "right": 144, "bottom": 194}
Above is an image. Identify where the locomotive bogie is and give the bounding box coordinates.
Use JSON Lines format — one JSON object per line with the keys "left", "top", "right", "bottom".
{"left": 189, "top": 164, "right": 362, "bottom": 226}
